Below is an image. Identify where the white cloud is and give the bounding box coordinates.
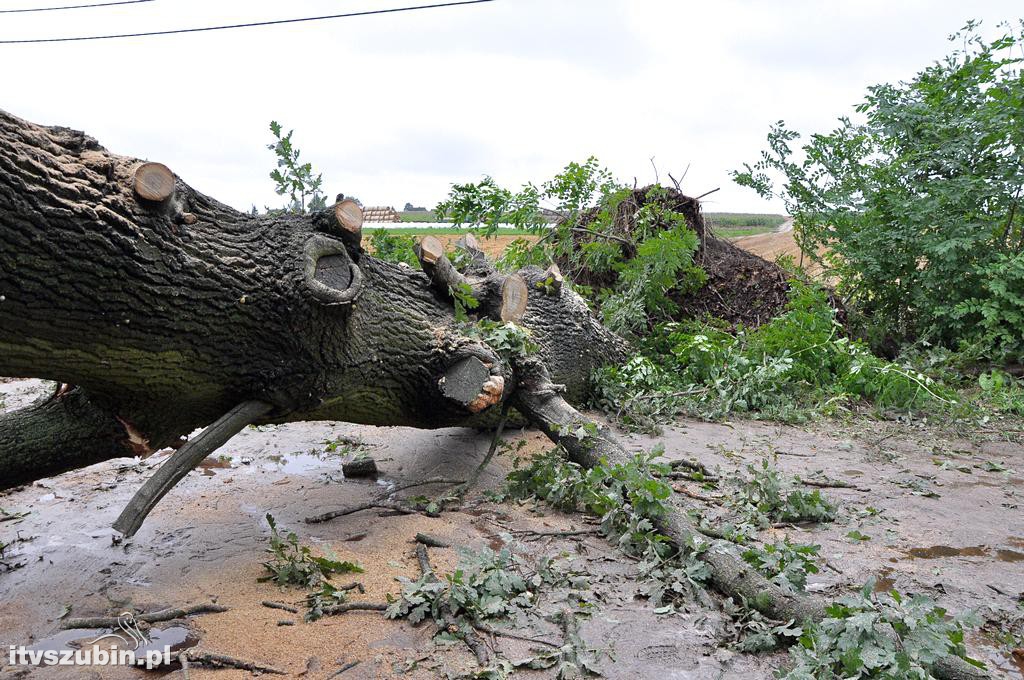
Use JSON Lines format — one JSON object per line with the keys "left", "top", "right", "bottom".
{"left": 1, "top": 0, "right": 1019, "bottom": 213}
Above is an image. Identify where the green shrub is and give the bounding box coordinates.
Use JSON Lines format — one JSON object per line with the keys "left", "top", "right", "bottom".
{"left": 367, "top": 230, "right": 419, "bottom": 267}
{"left": 735, "top": 22, "right": 1024, "bottom": 362}
{"left": 592, "top": 283, "right": 955, "bottom": 427}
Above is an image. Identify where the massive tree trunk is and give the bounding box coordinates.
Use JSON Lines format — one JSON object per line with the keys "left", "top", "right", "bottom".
{"left": 0, "top": 108, "right": 625, "bottom": 488}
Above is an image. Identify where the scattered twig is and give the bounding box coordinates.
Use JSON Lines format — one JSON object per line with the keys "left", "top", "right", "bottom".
{"left": 261, "top": 600, "right": 298, "bottom": 614}
{"left": 178, "top": 651, "right": 190, "bottom": 680}
{"left": 305, "top": 500, "right": 414, "bottom": 524}
{"left": 277, "top": 620, "right": 295, "bottom": 626}
{"left": 452, "top": 400, "right": 512, "bottom": 501}
{"left": 694, "top": 187, "right": 721, "bottom": 200}
{"left": 416, "top": 542, "right": 489, "bottom": 665}
{"left": 415, "top": 533, "right": 450, "bottom": 548}
{"left": 327, "top": 660, "right": 361, "bottom": 678}
{"left": 800, "top": 477, "right": 870, "bottom": 492}
{"left": 63, "top": 602, "right": 227, "bottom": 629}
{"left": 320, "top": 602, "right": 388, "bottom": 616}
{"left": 305, "top": 478, "right": 464, "bottom": 524}
{"left": 184, "top": 650, "right": 286, "bottom": 675}
{"left": 471, "top": 622, "right": 561, "bottom": 649}
{"left": 510, "top": 528, "right": 600, "bottom": 540}
{"left": 673, "top": 485, "right": 723, "bottom": 505}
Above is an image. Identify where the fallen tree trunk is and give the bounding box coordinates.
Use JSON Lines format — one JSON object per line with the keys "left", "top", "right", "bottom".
{"left": 0, "top": 108, "right": 625, "bottom": 489}
{"left": 0, "top": 110, "right": 986, "bottom": 679}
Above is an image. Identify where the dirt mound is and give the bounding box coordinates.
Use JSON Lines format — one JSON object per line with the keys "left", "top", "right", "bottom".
{"left": 565, "top": 186, "right": 802, "bottom": 328}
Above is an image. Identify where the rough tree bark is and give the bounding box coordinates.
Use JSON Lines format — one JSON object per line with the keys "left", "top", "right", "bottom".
{"left": 0, "top": 110, "right": 987, "bottom": 679}
{"left": 0, "top": 108, "right": 625, "bottom": 491}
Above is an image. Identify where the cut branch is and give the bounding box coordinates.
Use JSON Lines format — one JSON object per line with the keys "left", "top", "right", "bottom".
{"left": 133, "top": 162, "right": 174, "bottom": 203}
{"left": 112, "top": 400, "right": 273, "bottom": 538}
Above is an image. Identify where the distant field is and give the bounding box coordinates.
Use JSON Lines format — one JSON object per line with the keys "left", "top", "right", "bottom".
{"left": 399, "top": 211, "right": 440, "bottom": 222}
{"left": 363, "top": 226, "right": 536, "bottom": 236}
{"left": 705, "top": 212, "right": 787, "bottom": 228}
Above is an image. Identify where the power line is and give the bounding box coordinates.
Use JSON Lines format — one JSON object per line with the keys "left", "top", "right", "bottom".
{"left": 0, "top": 0, "right": 153, "bottom": 13}
{"left": 0, "top": 0, "right": 495, "bottom": 44}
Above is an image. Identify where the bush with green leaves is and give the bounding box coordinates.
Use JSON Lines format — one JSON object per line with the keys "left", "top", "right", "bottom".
{"left": 367, "top": 229, "right": 419, "bottom": 267}
{"left": 780, "top": 581, "right": 982, "bottom": 679}
{"left": 731, "top": 459, "right": 836, "bottom": 525}
{"left": 436, "top": 160, "right": 705, "bottom": 336}
{"left": 735, "top": 22, "right": 1024, "bottom": 362}
{"left": 742, "top": 540, "right": 820, "bottom": 594}
{"left": 386, "top": 547, "right": 532, "bottom": 626}
{"left": 592, "top": 282, "right": 955, "bottom": 427}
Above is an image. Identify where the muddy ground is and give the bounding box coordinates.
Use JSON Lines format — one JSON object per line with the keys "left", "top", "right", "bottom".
{"left": 1, "top": 378, "right": 1022, "bottom": 679}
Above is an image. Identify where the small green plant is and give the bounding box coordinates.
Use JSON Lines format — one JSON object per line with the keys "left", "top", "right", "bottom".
{"left": 731, "top": 459, "right": 836, "bottom": 525}
{"left": 266, "top": 121, "right": 326, "bottom": 214}
{"left": 261, "top": 514, "right": 362, "bottom": 589}
{"left": 742, "top": 540, "right": 820, "bottom": 594}
{"left": 592, "top": 283, "right": 956, "bottom": 429}
{"left": 386, "top": 547, "right": 531, "bottom": 625}
{"left": 779, "top": 580, "right": 982, "bottom": 679}
{"left": 465, "top": 319, "right": 538, "bottom": 360}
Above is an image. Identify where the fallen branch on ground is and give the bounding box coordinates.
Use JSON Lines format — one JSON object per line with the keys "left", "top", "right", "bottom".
{"left": 63, "top": 602, "right": 227, "bottom": 629}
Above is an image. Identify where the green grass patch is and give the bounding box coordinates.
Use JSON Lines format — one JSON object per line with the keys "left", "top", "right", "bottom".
{"left": 705, "top": 212, "right": 787, "bottom": 229}
{"left": 398, "top": 210, "right": 439, "bottom": 222}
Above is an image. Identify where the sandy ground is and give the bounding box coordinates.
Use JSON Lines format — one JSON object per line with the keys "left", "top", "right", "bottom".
{"left": 1, "top": 379, "right": 1022, "bottom": 679}
{"left": 729, "top": 219, "right": 829, "bottom": 277}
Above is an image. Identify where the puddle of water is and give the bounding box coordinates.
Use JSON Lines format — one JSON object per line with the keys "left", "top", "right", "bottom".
{"left": 873, "top": 568, "right": 896, "bottom": 593}
{"left": 996, "top": 549, "right": 1024, "bottom": 563}
{"left": 26, "top": 625, "right": 197, "bottom": 666}
{"left": 262, "top": 451, "right": 334, "bottom": 474}
{"left": 842, "top": 469, "right": 865, "bottom": 478}
{"left": 906, "top": 545, "right": 989, "bottom": 559}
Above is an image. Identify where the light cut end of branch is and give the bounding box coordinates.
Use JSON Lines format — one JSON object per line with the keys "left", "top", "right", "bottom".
{"left": 439, "top": 356, "right": 503, "bottom": 412}
{"left": 500, "top": 275, "right": 529, "bottom": 322}
{"left": 133, "top": 162, "right": 175, "bottom": 203}
{"left": 334, "top": 199, "right": 363, "bottom": 234}
{"left": 455, "top": 232, "right": 485, "bottom": 260}
{"left": 417, "top": 235, "right": 445, "bottom": 266}
{"left": 543, "top": 264, "right": 564, "bottom": 294}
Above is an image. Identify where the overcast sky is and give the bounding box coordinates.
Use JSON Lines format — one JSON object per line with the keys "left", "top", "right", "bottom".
{"left": 2, "top": 0, "right": 1020, "bottom": 214}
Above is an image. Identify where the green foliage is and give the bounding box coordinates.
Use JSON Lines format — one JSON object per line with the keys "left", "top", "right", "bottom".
{"left": 435, "top": 176, "right": 546, "bottom": 235}
{"left": 734, "top": 22, "right": 1024, "bottom": 362}
{"left": 465, "top": 319, "right": 538, "bottom": 360}
{"left": 731, "top": 459, "right": 836, "bottom": 525}
{"left": 977, "top": 369, "right": 1024, "bottom": 415}
{"left": 266, "top": 121, "right": 326, "bottom": 214}
{"left": 385, "top": 547, "right": 531, "bottom": 625}
{"left": 449, "top": 281, "right": 480, "bottom": 322}
{"left": 437, "top": 161, "right": 706, "bottom": 336}
{"left": 592, "top": 283, "right": 955, "bottom": 428}
{"left": 779, "top": 581, "right": 982, "bottom": 679}
{"left": 505, "top": 447, "right": 709, "bottom": 606}
{"left": 742, "top": 540, "right": 820, "bottom": 594}
{"left": 368, "top": 230, "right": 419, "bottom": 267}
{"left": 599, "top": 194, "right": 707, "bottom": 334}
{"left": 261, "top": 514, "right": 362, "bottom": 589}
